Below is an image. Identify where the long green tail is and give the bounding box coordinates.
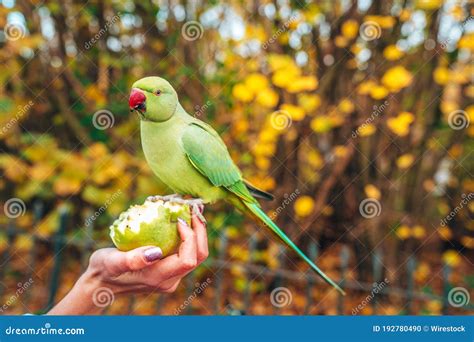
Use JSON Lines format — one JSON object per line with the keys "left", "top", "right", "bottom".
{"left": 244, "top": 201, "right": 346, "bottom": 295}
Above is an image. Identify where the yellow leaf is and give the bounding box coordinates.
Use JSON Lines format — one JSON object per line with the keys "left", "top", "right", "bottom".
{"left": 268, "top": 54, "right": 295, "bottom": 71}
{"left": 280, "top": 104, "right": 305, "bottom": 121}
{"left": 333, "top": 145, "right": 348, "bottom": 158}
{"left": 415, "top": 262, "right": 430, "bottom": 282}
{"left": 298, "top": 94, "right": 321, "bottom": 113}
{"left": 257, "top": 157, "right": 271, "bottom": 170}
{"left": 416, "top": 0, "right": 443, "bottom": 11}
{"left": 287, "top": 76, "right": 318, "bottom": 93}
{"left": 272, "top": 65, "right": 301, "bottom": 88}
{"left": 334, "top": 35, "right": 348, "bottom": 48}
{"left": 426, "top": 300, "right": 442, "bottom": 314}
{"left": 461, "top": 236, "right": 474, "bottom": 249}
{"left": 370, "top": 85, "right": 389, "bottom": 99}
{"left": 87, "top": 142, "right": 108, "bottom": 159}
{"left": 387, "top": 112, "right": 414, "bottom": 137}
{"left": 14, "top": 235, "right": 33, "bottom": 251}
{"left": 307, "top": 149, "right": 323, "bottom": 169}
{"left": 339, "top": 99, "right": 354, "bottom": 114}
{"left": 53, "top": 176, "right": 82, "bottom": 196}
{"left": 358, "top": 123, "right": 376, "bottom": 137}
{"left": 396, "top": 225, "right": 411, "bottom": 240}
{"left": 399, "top": 9, "right": 412, "bottom": 21}
{"left": 310, "top": 116, "right": 332, "bottom": 133}
{"left": 364, "top": 184, "right": 381, "bottom": 200}
{"left": 399, "top": 111, "right": 415, "bottom": 124}
{"left": 383, "top": 45, "right": 404, "bottom": 61}
{"left": 396, "top": 154, "right": 415, "bottom": 169}
{"left": 381, "top": 66, "right": 413, "bottom": 92}
{"left": 294, "top": 196, "right": 315, "bottom": 217}
{"left": 341, "top": 19, "right": 359, "bottom": 39}
{"left": 30, "top": 163, "right": 55, "bottom": 181}
{"left": 437, "top": 226, "right": 452, "bottom": 240}
{"left": 442, "top": 250, "right": 461, "bottom": 267}
{"left": 364, "top": 15, "right": 395, "bottom": 29}
{"left": 412, "top": 225, "right": 426, "bottom": 239}
{"left": 458, "top": 33, "right": 474, "bottom": 51}
{"left": 232, "top": 83, "right": 253, "bottom": 102}
{"left": 256, "top": 88, "right": 279, "bottom": 108}
{"left": 433, "top": 67, "right": 449, "bottom": 85}
{"left": 245, "top": 73, "right": 268, "bottom": 92}
{"left": 358, "top": 80, "right": 377, "bottom": 95}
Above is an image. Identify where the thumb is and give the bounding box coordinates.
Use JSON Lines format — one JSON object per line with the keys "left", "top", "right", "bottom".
{"left": 104, "top": 246, "right": 163, "bottom": 275}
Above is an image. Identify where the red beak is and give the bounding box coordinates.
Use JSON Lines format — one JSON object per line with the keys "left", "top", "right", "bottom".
{"left": 129, "top": 88, "right": 146, "bottom": 110}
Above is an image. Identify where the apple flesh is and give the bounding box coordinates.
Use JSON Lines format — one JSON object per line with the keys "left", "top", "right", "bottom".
{"left": 109, "top": 197, "right": 194, "bottom": 256}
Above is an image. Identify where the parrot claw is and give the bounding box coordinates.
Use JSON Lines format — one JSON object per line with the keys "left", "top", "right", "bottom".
{"left": 192, "top": 203, "right": 206, "bottom": 224}
{"left": 147, "top": 194, "right": 181, "bottom": 202}
{"left": 147, "top": 195, "right": 206, "bottom": 223}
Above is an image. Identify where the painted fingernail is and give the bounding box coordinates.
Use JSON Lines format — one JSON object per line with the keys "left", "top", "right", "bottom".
{"left": 198, "top": 204, "right": 204, "bottom": 214}
{"left": 144, "top": 247, "right": 163, "bottom": 262}
{"left": 178, "top": 217, "right": 188, "bottom": 226}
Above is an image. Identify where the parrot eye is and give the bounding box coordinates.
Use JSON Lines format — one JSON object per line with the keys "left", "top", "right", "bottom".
{"left": 155, "top": 90, "right": 162, "bottom": 96}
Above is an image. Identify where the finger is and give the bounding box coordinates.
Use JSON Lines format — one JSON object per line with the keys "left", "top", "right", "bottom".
{"left": 101, "top": 246, "right": 163, "bottom": 276}
{"left": 192, "top": 213, "right": 208, "bottom": 263}
{"left": 143, "top": 218, "right": 197, "bottom": 279}
{"left": 177, "top": 217, "right": 198, "bottom": 270}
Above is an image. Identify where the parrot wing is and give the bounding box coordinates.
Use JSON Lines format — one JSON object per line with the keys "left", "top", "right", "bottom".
{"left": 181, "top": 122, "right": 257, "bottom": 204}
{"left": 181, "top": 122, "right": 345, "bottom": 295}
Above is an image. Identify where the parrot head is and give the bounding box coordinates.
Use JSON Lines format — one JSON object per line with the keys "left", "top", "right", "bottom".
{"left": 129, "top": 76, "right": 178, "bottom": 122}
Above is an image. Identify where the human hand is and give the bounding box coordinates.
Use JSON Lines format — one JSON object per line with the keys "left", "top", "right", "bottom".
{"left": 47, "top": 212, "right": 208, "bottom": 315}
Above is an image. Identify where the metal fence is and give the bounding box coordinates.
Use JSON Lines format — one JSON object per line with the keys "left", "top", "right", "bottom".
{"left": 0, "top": 203, "right": 472, "bottom": 315}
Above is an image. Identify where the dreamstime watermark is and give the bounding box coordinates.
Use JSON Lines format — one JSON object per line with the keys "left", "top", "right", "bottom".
{"left": 92, "top": 109, "right": 115, "bottom": 130}
{"left": 3, "top": 22, "right": 26, "bottom": 41}
{"left": 92, "top": 287, "right": 114, "bottom": 308}
{"left": 359, "top": 198, "right": 381, "bottom": 218}
{"left": 0, "top": 100, "right": 34, "bottom": 137}
{"left": 359, "top": 21, "right": 381, "bottom": 41}
{"left": 5, "top": 323, "right": 85, "bottom": 336}
{"left": 85, "top": 189, "right": 122, "bottom": 227}
{"left": 0, "top": 278, "right": 34, "bottom": 313}
{"left": 447, "top": 110, "right": 470, "bottom": 130}
{"left": 174, "top": 278, "right": 212, "bottom": 315}
{"left": 440, "top": 192, "right": 473, "bottom": 227}
{"left": 270, "top": 110, "right": 292, "bottom": 130}
{"left": 352, "top": 278, "right": 389, "bottom": 315}
{"left": 269, "top": 189, "right": 300, "bottom": 220}
{"left": 3, "top": 198, "right": 26, "bottom": 219}
{"left": 194, "top": 100, "right": 212, "bottom": 118}
{"left": 447, "top": 287, "right": 470, "bottom": 308}
{"left": 262, "top": 15, "right": 297, "bottom": 50}
{"left": 181, "top": 21, "right": 204, "bottom": 41}
{"left": 84, "top": 13, "right": 121, "bottom": 49}
{"left": 351, "top": 100, "right": 389, "bottom": 138}
{"left": 270, "top": 287, "right": 293, "bottom": 308}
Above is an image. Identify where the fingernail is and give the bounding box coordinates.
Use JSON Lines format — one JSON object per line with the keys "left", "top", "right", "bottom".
{"left": 198, "top": 204, "right": 204, "bottom": 214}
{"left": 144, "top": 247, "right": 163, "bottom": 262}
{"left": 178, "top": 217, "right": 188, "bottom": 226}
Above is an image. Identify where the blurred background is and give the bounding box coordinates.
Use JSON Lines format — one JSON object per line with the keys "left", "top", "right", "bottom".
{"left": 0, "top": 0, "right": 472, "bottom": 315}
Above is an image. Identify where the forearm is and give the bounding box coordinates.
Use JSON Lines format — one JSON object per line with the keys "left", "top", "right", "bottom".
{"left": 46, "top": 270, "right": 103, "bottom": 315}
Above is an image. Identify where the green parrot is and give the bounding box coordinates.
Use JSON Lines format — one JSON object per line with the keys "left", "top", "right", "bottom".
{"left": 129, "top": 76, "right": 345, "bottom": 295}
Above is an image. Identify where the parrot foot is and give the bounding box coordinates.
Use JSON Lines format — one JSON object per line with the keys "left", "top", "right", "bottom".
{"left": 147, "top": 195, "right": 206, "bottom": 223}
{"left": 192, "top": 203, "right": 206, "bottom": 224}
{"left": 147, "top": 194, "right": 181, "bottom": 202}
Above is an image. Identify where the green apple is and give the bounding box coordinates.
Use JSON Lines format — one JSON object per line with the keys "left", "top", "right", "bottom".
{"left": 109, "top": 197, "right": 195, "bottom": 256}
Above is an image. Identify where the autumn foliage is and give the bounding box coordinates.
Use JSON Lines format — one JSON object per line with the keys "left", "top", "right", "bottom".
{"left": 0, "top": 0, "right": 472, "bottom": 315}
